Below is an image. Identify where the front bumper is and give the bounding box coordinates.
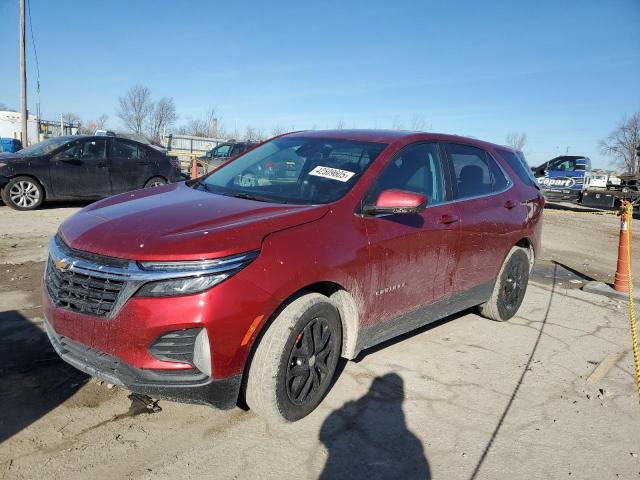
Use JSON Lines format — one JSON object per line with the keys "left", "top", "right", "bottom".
{"left": 0, "top": 175, "right": 8, "bottom": 189}
{"left": 44, "top": 315, "right": 241, "bottom": 408}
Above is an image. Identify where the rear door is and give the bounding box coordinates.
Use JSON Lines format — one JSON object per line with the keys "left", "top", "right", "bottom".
{"left": 110, "top": 139, "right": 154, "bottom": 193}
{"left": 444, "top": 142, "right": 520, "bottom": 293}
{"left": 362, "top": 142, "right": 460, "bottom": 325}
{"left": 50, "top": 138, "right": 111, "bottom": 197}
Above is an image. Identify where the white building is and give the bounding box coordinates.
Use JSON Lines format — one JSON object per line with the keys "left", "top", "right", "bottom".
{"left": 0, "top": 110, "right": 38, "bottom": 146}
{"left": 0, "top": 110, "right": 79, "bottom": 146}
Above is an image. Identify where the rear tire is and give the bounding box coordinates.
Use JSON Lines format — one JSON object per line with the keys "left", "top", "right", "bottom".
{"left": 144, "top": 177, "right": 167, "bottom": 188}
{"left": 1, "top": 176, "right": 44, "bottom": 210}
{"left": 245, "top": 293, "right": 342, "bottom": 422}
{"left": 479, "top": 247, "right": 530, "bottom": 322}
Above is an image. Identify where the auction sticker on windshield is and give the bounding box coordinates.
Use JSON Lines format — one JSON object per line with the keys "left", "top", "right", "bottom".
{"left": 309, "top": 166, "right": 355, "bottom": 182}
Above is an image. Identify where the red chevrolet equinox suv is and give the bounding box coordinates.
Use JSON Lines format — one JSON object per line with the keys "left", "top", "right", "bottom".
{"left": 43, "top": 130, "right": 543, "bottom": 422}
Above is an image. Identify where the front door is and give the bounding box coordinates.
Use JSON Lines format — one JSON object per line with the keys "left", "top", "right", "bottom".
{"left": 361, "top": 142, "right": 460, "bottom": 332}
{"left": 50, "top": 138, "right": 111, "bottom": 198}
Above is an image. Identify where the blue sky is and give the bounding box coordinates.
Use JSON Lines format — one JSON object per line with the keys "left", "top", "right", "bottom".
{"left": 1, "top": 0, "right": 639, "bottom": 168}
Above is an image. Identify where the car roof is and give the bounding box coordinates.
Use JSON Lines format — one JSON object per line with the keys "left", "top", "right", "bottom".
{"left": 549, "top": 155, "right": 589, "bottom": 161}
{"left": 284, "top": 129, "right": 512, "bottom": 152}
{"left": 55, "top": 134, "right": 152, "bottom": 146}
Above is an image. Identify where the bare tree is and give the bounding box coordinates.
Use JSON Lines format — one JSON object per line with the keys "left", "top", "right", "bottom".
{"left": 176, "top": 107, "right": 219, "bottom": 138}
{"left": 79, "top": 114, "right": 110, "bottom": 134}
{"left": 149, "top": 97, "right": 177, "bottom": 143}
{"left": 83, "top": 121, "right": 97, "bottom": 134}
{"left": 391, "top": 116, "right": 404, "bottom": 130}
{"left": 243, "top": 126, "right": 265, "bottom": 142}
{"left": 61, "top": 112, "right": 82, "bottom": 125}
{"left": 0, "top": 102, "right": 15, "bottom": 112}
{"left": 599, "top": 112, "right": 640, "bottom": 174}
{"left": 335, "top": 119, "right": 346, "bottom": 130}
{"left": 117, "top": 84, "right": 153, "bottom": 135}
{"left": 96, "top": 114, "right": 109, "bottom": 130}
{"left": 271, "top": 125, "right": 296, "bottom": 137}
{"left": 176, "top": 118, "right": 211, "bottom": 137}
{"left": 506, "top": 132, "right": 527, "bottom": 151}
{"left": 409, "top": 115, "right": 427, "bottom": 131}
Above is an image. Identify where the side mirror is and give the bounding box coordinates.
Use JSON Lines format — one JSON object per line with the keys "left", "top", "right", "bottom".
{"left": 363, "top": 189, "right": 427, "bottom": 215}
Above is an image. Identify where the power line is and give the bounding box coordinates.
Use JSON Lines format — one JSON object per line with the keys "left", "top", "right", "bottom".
{"left": 26, "top": 0, "right": 41, "bottom": 123}
{"left": 26, "top": 0, "right": 39, "bottom": 84}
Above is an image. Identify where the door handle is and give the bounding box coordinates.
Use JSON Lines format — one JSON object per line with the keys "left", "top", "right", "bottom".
{"left": 504, "top": 200, "right": 518, "bottom": 209}
{"left": 436, "top": 213, "right": 459, "bottom": 225}
{"left": 97, "top": 162, "right": 108, "bottom": 168}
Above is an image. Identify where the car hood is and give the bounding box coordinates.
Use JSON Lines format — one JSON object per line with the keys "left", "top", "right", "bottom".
{"left": 0, "top": 152, "right": 22, "bottom": 162}
{"left": 59, "top": 182, "right": 330, "bottom": 261}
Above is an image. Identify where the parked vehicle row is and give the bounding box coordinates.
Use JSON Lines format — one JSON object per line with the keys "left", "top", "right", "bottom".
{"left": 0, "top": 135, "right": 183, "bottom": 210}
{"left": 42, "top": 129, "right": 543, "bottom": 422}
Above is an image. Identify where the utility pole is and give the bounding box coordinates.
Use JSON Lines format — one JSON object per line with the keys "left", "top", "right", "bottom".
{"left": 19, "top": 0, "right": 28, "bottom": 145}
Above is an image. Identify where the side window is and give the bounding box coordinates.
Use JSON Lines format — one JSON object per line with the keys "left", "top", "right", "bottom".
{"left": 79, "top": 139, "right": 107, "bottom": 160}
{"left": 54, "top": 140, "right": 107, "bottom": 161}
{"left": 549, "top": 157, "right": 576, "bottom": 172}
{"left": 450, "top": 143, "right": 508, "bottom": 199}
{"left": 366, "top": 143, "right": 446, "bottom": 206}
{"left": 55, "top": 141, "right": 82, "bottom": 160}
{"left": 213, "top": 144, "right": 231, "bottom": 157}
{"left": 113, "top": 140, "right": 141, "bottom": 160}
{"left": 496, "top": 148, "right": 539, "bottom": 189}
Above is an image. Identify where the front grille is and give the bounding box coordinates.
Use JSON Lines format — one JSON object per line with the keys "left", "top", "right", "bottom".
{"left": 46, "top": 258, "right": 125, "bottom": 317}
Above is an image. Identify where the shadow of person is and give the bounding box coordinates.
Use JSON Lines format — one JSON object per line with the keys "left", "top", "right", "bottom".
{"left": 0, "top": 310, "right": 89, "bottom": 442}
{"left": 319, "top": 373, "right": 430, "bottom": 480}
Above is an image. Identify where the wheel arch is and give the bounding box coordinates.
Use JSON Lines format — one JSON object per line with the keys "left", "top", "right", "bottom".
{"left": 144, "top": 175, "right": 168, "bottom": 187}
{"left": 5, "top": 174, "right": 48, "bottom": 200}
{"left": 515, "top": 237, "right": 535, "bottom": 271}
{"left": 243, "top": 281, "right": 361, "bottom": 379}
{"left": 300, "top": 281, "right": 361, "bottom": 360}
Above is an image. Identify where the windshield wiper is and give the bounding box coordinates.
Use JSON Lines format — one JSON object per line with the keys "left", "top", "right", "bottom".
{"left": 226, "top": 192, "right": 283, "bottom": 203}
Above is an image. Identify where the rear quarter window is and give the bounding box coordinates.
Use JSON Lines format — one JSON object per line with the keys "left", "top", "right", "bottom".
{"left": 496, "top": 148, "right": 539, "bottom": 189}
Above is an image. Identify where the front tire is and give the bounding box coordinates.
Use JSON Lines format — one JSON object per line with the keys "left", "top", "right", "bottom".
{"left": 1, "top": 176, "right": 44, "bottom": 210}
{"left": 479, "top": 247, "right": 530, "bottom": 322}
{"left": 245, "top": 293, "right": 342, "bottom": 422}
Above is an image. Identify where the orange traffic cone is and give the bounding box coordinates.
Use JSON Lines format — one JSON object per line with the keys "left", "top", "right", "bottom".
{"left": 614, "top": 201, "right": 632, "bottom": 292}
{"left": 191, "top": 157, "right": 198, "bottom": 179}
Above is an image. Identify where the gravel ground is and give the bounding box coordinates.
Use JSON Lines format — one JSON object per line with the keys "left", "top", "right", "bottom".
{"left": 0, "top": 201, "right": 639, "bottom": 479}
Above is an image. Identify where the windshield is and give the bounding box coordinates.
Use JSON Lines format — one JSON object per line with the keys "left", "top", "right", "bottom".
{"left": 18, "top": 137, "right": 72, "bottom": 157}
{"left": 197, "top": 137, "right": 387, "bottom": 204}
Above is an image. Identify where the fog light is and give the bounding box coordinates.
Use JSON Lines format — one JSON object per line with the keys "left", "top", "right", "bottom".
{"left": 193, "top": 328, "right": 212, "bottom": 377}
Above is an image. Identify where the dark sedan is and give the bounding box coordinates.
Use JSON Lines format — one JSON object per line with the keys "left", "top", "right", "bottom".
{"left": 0, "top": 135, "right": 183, "bottom": 210}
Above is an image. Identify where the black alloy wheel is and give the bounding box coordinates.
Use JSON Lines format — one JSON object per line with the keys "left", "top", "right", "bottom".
{"left": 285, "top": 317, "right": 336, "bottom": 405}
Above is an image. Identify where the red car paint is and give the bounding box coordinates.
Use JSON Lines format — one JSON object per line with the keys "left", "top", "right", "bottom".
{"left": 43, "top": 130, "right": 543, "bottom": 406}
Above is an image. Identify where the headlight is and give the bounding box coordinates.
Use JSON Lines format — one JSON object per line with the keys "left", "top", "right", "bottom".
{"left": 134, "top": 251, "right": 258, "bottom": 297}
{"left": 135, "top": 273, "right": 230, "bottom": 297}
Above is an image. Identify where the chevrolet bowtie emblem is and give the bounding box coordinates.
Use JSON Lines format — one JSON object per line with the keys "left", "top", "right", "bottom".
{"left": 54, "top": 258, "right": 70, "bottom": 272}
